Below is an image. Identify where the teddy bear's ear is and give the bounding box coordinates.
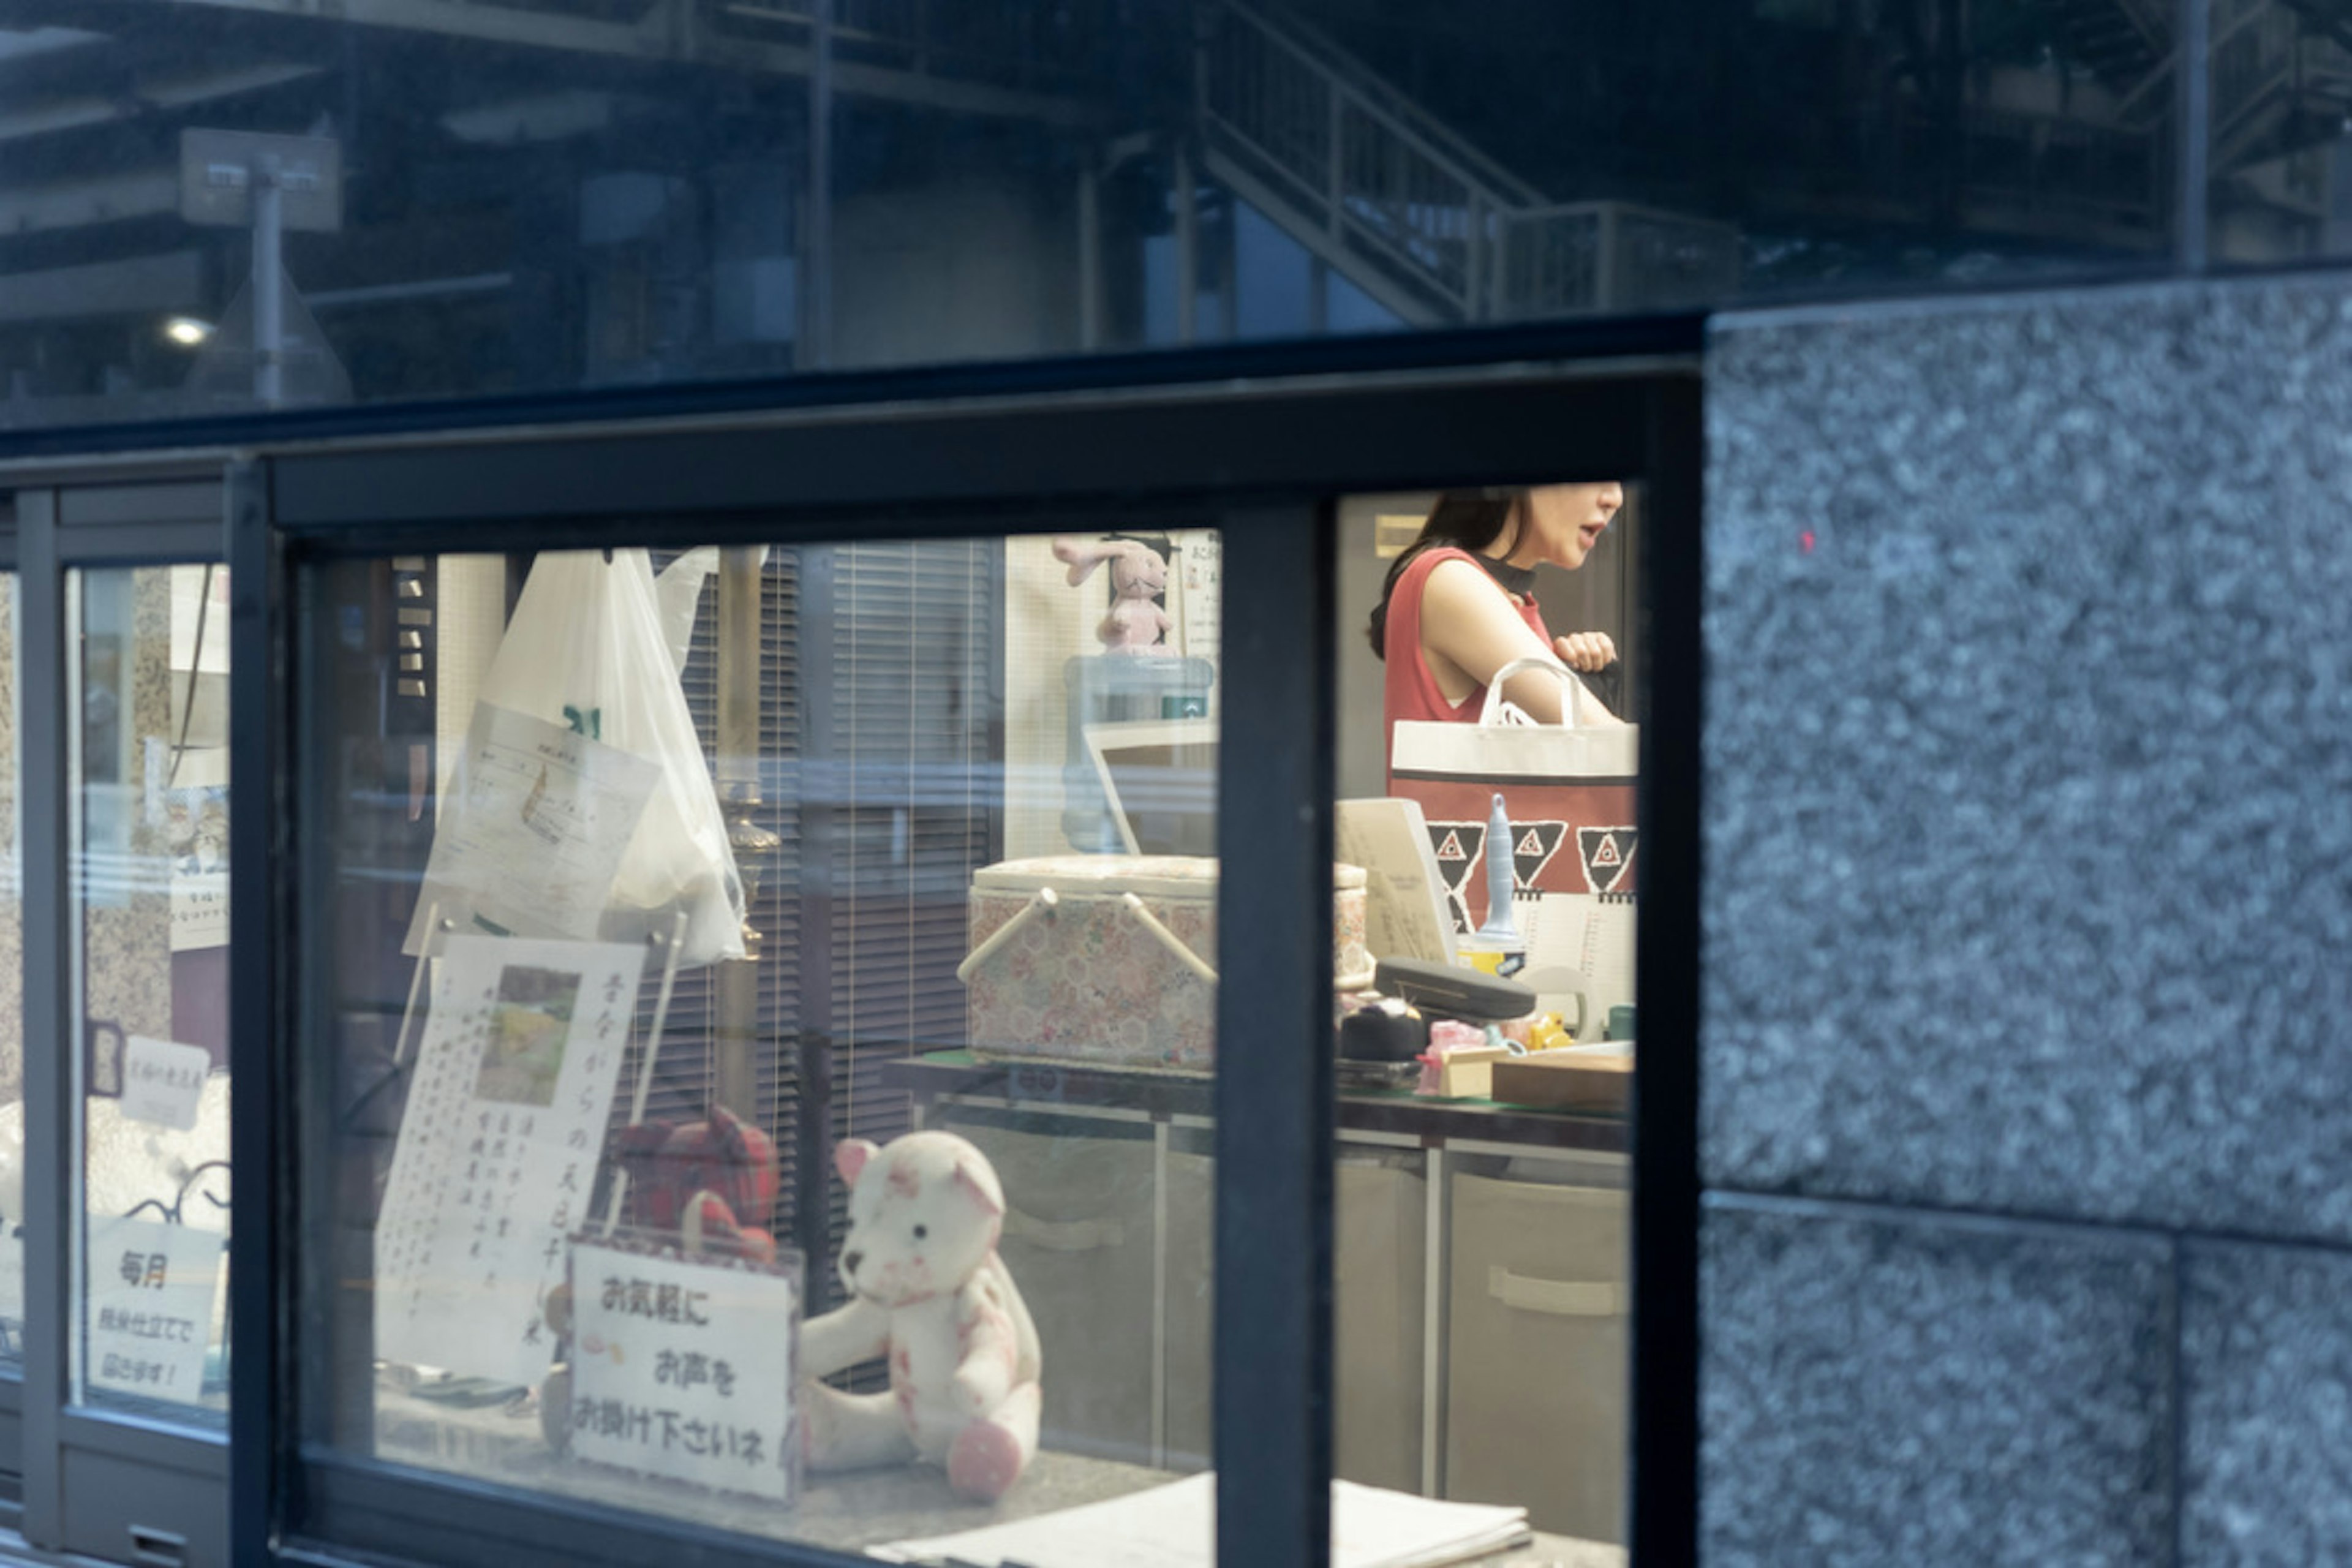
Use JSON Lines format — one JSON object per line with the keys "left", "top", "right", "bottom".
{"left": 835, "top": 1139, "right": 881, "bottom": 1187}
{"left": 949, "top": 1159, "right": 1004, "bottom": 1218}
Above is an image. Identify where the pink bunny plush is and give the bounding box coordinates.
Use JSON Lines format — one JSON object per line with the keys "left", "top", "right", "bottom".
{"left": 800, "top": 1131, "right": 1043, "bottom": 1501}
{"left": 1052, "top": 535, "right": 1174, "bottom": 653}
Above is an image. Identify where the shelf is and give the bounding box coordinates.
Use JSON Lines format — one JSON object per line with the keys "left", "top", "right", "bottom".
{"left": 883, "top": 1050, "right": 1627, "bottom": 1155}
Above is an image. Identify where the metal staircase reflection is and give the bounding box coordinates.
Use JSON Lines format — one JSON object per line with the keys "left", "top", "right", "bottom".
{"left": 1193, "top": 0, "right": 1737, "bottom": 324}
{"left": 2045, "top": 0, "right": 2352, "bottom": 172}
{"left": 2051, "top": 0, "right": 2172, "bottom": 111}
{"left": 2210, "top": 0, "right": 2352, "bottom": 173}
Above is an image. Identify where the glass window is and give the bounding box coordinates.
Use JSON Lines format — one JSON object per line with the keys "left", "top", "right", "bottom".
{"left": 303, "top": 533, "right": 1227, "bottom": 1556}
{"left": 2209, "top": 0, "right": 2352, "bottom": 268}
{"left": 1333, "top": 484, "right": 1637, "bottom": 1550}
{"left": 69, "top": 564, "right": 233, "bottom": 1425}
{"left": 1, "top": 0, "right": 2171, "bottom": 429}
{"left": 0, "top": 572, "right": 21, "bottom": 1371}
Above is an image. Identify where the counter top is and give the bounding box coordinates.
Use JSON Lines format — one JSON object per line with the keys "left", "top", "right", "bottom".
{"left": 884, "top": 1051, "right": 1627, "bottom": 1155}
{"left": 375, "top": 1379, "right": 1620, "bottom": 1564}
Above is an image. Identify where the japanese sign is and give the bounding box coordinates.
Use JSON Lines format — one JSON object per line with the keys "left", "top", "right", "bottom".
{"left": 178, "top": 128, "right": 343, "bottom": 231}
{"left": 568, "top": 1237, "right": 800, "bottom": 1504}
{"left": 0, "top": 1221, "right": 22, "bottom": 1340}
{"left": 403, "top": 704, "right": 661, "bottom": 957}
{"left": 119, "top": 1036, "right": 211, "bottom": 1132}
{"left": 375, "top": 936, "right": 644, "bottom": 1387}
{"left": 86, "top": 1215, "right": 222, "bottom": 1402}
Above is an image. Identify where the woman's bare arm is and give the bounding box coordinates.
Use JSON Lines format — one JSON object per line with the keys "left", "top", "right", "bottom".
{"left": 1417, "top": 557, "right": 1570, "bottom": 720}
{"left": 1417, "top": 557, "right": 1625, "bottom": 725}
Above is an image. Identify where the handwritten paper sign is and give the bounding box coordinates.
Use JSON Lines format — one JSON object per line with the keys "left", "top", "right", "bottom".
{"left": 404, "top": 704, "right": 660, "bottom": 957}
{"left": 120, "top": 1036, "right": 211, "bottom": 1131}
{"left": 86, "top": 1215, "right": 222, "bottom": 1402}
{"left": 568, "top": 1237, "right": 800, "bottom": 1504}
{"left": 0, "top": 1224, "right": 23, "bottom": 1340}
{"left": 374, "top": 936, "right": 644, "bottom": 1387}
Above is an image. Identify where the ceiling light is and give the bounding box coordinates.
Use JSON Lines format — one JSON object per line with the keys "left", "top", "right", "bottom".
{"left": 163, "top": 317, "right": 214, "bottom": 347}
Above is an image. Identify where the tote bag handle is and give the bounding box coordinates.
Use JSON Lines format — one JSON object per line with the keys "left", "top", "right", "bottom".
{"left": 1478, "top": 655, "right": 1596, "bottom": 729}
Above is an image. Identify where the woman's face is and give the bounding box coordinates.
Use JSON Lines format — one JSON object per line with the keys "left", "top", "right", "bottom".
{"left": 1512, "top": 483, "right": 1624, "bottom": 571}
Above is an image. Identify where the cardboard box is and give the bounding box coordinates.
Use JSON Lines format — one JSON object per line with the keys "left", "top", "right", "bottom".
{"left": 1488, "top": 1050, "right": 1633, "bottom": 1114}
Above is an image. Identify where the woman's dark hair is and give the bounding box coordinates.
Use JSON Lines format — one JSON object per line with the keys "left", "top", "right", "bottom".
{"left": 1366, "top": 488, "right": 1525, "bottom": 658}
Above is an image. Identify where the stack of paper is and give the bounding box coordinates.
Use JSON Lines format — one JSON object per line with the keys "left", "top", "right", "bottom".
{"left": 869, "top": 1474, "right": 1530, "bottom": 1568}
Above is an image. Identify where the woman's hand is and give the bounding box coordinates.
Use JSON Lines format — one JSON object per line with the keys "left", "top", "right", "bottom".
{"left": 1553, "top": 631, "right": 1618, "bottom": 673}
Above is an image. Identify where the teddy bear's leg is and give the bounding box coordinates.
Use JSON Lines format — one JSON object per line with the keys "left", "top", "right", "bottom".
{"left": 944, "top": 1379, "right": 1040, "bottom": 1503}
{"left": 802, "top": 1380, "right": 918, "bottom": 1473}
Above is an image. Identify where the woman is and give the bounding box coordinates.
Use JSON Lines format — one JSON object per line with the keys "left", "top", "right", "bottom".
{"left": 1370, "top": 484, "right": 1626, "bottom": 771}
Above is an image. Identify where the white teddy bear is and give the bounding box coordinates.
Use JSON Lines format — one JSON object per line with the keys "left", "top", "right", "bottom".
{"left": 801, "top": 1131, "right": 1042, "bottom": 1501}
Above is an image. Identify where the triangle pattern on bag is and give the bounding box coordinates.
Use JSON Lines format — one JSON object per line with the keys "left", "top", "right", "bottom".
{"left": 1576, "top": 827, "right": 1638, "bottom": 895}
{"left": 1425, "top": 822, "right": 1486, "bottom": 935}
{"left": 1509, "top": 821, "right": 1568, "bottom": 892}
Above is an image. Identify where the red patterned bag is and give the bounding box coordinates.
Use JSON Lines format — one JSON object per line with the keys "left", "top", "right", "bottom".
{"left": 1388, "top": 658, "right": 1638, "bottom": 1035}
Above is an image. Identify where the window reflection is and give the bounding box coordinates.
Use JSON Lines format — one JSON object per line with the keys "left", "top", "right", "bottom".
{"left": 69, "top": 565, "right": 233, "bottom": 1424}
{"left": 0, "top": 0, "right": 2199, "bottom": 423}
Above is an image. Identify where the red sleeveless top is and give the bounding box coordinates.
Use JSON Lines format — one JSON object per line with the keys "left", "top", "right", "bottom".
{"left": 1381, "top": 546, "right": 1550, "bottom": 773}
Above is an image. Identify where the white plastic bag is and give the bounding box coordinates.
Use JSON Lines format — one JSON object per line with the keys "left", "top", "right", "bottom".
{"left": 406, "top": 549, "right": 745, "bottom": 967}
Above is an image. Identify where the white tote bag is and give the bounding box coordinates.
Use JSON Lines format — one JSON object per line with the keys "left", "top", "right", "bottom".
{"left": 405, "top": 549, "right": 746, "bottom": 967}
{"left": 1388, "top": 659, "right": 1637, "bottom": 1031}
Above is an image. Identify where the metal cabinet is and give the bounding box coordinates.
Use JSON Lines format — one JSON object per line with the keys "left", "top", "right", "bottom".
{"left": 896, "top": 1055, "right": 1629, "bottom": 1537}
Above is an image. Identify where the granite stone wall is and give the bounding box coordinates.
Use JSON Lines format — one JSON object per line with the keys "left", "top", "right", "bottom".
{"left": 1700, "top": 273, "right": 2352, "bottom": 1564}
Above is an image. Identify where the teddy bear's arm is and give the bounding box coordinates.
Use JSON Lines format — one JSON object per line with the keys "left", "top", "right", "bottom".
{"left": 799, "top": 1297, "right": 891, "bottom": 1379}
{"left": 948, "top": 1276, "right": 1023, "bottom": 1417}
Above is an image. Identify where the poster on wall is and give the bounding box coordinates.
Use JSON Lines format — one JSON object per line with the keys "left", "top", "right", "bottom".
{"left": 1173, "top": 527, "right": 1221, "bottom": 673}
{"left": 375, "top": 935, "right": 644, "bottom": 1387}
{"left": 567, "top": 1237, "right": 801, "bottom": 1504}
{"left": 402, "top": 705, "right": 660, "bottom": 957}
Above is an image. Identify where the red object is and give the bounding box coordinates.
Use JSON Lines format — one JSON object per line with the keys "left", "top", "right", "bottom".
{"left": 615, "top": 1106, "right": 778, "bottom": 1261}
{"left": 1381, "top": 547, "right": 1551, "bottom": 772}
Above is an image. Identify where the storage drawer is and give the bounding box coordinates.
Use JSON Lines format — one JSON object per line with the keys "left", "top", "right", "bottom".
{"left": 1166, "top": 1145, "right": 1429, "bottom": 1488}
{"left": 1160, "top": 1133, "right": 1213, "bottom": 1471}
{"left": 1444, "top": 1169, "right": 1627, "bottom": 1542}
{"left": 1333, "top": 1154, "right": 1427, "bottom": 1493}
{"left": 932, "top": 1106, "right": 1159, "bottom": 1464}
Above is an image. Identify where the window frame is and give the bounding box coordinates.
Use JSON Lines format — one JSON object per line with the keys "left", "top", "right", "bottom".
{"left": 222, "top": 359, "right": 1702, "bottom": 1568}
{"left": 16, "top": 473, "right": 240, "bottom": 1562}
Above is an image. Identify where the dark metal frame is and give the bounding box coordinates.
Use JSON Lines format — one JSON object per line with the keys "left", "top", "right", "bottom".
{"left": 15, "top": 472, "right": 239, "bottom": 1564}
{"left": 220, "top": 358, "right": 1706, "bottom": 1568}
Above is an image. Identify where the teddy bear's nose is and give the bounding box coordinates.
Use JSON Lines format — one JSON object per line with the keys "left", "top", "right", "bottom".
{"left": 842, "top": 1249, "right": 863, "bottom": 1275}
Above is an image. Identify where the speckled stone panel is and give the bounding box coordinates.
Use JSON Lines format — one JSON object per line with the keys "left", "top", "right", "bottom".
{"left": 1702, "top": 1199, "right": 2174, "bottom": 1567}
{"left": 2180, "top": 1240, "right": 2352, "bottom": 1566}
{"left": 1703, "top": 276, "right": 2352, "bottom": 1238}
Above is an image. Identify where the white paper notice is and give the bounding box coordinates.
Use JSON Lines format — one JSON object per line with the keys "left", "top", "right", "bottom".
{"left": 1336, "top": 797, "right": 1457, "bottom": 967}
{"left": 119, "top": 1036, "right": 211, "bottom": 1132}
{"left": 568, "top": 1239, "right": 799, "bottom": 1503}
{"left": 86, "top": 1215, "right": 222, "bottom": 1403}
{"left": 161, "top": 744, "right": 230, "bottom": 953}
{"left": 870, "top": 1473, "right": 1530, "bottom": 1568}
{"left": 404, "top": 704, "right": 660, "bottom": 956}
{"left": 374, "top": 935, "right": 644, "bottom": 1387}
{"left": 1175, "top": 529, "right": 1221, "bottom": 665}
{"left": 0, "top": 1226, "right": 23, "bottom": 1336}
